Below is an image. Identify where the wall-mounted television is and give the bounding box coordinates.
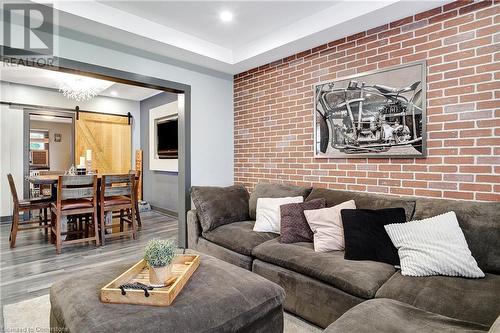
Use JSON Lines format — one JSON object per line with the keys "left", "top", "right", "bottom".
{"left": 156, "top": 117, "right": 178, "bottom": 159}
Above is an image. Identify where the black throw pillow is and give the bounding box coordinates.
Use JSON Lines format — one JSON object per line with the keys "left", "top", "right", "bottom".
{"left": 341, "top": 208, "right": 406, "bottom": 265}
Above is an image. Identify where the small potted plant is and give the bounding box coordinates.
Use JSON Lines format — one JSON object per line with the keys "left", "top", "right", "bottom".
{"left": 144, "top": 239, "right": 176, "bottom": 287}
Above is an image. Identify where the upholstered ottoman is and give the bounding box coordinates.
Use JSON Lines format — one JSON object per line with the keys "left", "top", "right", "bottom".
{"left": 50, "top": 253, "right": 285, "bottom": 333}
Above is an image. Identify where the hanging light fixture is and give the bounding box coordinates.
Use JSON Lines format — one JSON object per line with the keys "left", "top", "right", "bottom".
{"left": 57, "top": 75, "right": 113, "bottom": 102}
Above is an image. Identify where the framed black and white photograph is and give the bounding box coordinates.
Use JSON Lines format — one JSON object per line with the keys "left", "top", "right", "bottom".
{"left": 314, "top": 61, "right": 426, "bottom": 158}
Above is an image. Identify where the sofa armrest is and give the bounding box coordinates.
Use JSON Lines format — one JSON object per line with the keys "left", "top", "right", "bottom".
{"left": 187, "top": 209, "right": 202, "bottom": 249}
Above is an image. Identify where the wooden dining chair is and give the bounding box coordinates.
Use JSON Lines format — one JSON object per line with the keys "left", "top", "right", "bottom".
{"left": 40, "top": 170, "right": 87, "bottom": 236}
{"left": 37, "top": 170, "right": 64, "bottom": 226}
{"left": 51, "top": 175, "right": 99, "bottom": 254}
{"left": 38, "top": 170, "right": 64, "bottom": 195}
{"left": 122, "top": 170, "right": 142, "bottom": 228}
{"left": 99, "top": 174, "right": 137, "bottom": 245}
{"left": 7, "top": 174, "right": 51, "bottom": 248}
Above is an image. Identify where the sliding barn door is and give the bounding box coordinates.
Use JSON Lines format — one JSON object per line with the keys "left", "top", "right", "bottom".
{"left": 75, "top": 113, "right": 131, "bottom": 174}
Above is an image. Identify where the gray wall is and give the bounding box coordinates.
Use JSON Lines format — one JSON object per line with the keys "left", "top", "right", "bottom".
{"left": 140, "top": 92, "right": 179, "bottom": 213}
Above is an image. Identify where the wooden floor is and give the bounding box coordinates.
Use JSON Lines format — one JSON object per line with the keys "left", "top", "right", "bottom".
{"left": 0, "top": 210, "right": 178, "bottom": 328}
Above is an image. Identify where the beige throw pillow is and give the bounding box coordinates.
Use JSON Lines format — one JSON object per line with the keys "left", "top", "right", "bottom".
{"left": 304, "top": 200, "right": 356, "bottom": 252}
{"left": 254, "top": 196, "right": 304, "bottom": 233}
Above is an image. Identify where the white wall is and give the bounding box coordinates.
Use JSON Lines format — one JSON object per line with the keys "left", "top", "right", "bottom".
{"left": 0, "top": 99, "right": 23, "bottom": 217}
{"left": 0, "top": 81, "right": 141, "bottom": 217}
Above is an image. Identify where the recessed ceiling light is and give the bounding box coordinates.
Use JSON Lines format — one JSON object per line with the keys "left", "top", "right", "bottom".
{"left": 219, "top": 11, "right": 233, "bottom": 23}
{"left": 110, "top": 90, "right": 118, "bottom": 97}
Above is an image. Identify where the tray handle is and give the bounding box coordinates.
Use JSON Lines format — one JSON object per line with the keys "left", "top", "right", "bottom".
{"left": 119, "top": 283, "right": 153, "bottom": 297}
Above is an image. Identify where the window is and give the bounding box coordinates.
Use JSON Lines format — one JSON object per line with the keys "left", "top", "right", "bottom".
{"left": 30, "top": 142, "right": 45, "bottom": 150}
{"left": 29, "top": 130, "right": 49, "bottom": 167}
{"left": 30, "top": 131, "right": 46, "bottom": 139}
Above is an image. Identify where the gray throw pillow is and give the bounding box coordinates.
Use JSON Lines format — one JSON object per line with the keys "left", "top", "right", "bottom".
{"left": 191, "top": 185, "right": 250, "bottom": 232}
{"left": 280, "top": 198, "right": 326, "bottom": 243}
{"left": 249, "top": 183, "right": 312, "bottom": 220}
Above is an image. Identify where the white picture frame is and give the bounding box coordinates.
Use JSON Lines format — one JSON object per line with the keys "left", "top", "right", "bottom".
{"left": 149, "top": 101, "right": 178, "bottom": 172}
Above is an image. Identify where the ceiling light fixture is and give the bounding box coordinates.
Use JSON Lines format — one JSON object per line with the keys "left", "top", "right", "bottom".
{"left": 219, "top": 10, "right": 233, "bottom": 23}
{"left": 58, "top": 76, "right": 111, "bottom": 102}
{"left": 110, "top": 90, "right": 118, "bottom": 97}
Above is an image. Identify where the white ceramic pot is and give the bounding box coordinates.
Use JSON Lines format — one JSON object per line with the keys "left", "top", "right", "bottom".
{"left": 149, "top": 264, "right": 172, "bottom": 287}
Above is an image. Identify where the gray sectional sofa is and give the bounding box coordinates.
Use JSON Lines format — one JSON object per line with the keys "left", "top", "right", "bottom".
{"left": 187, "top": 183, "right": 500, "bottom": 331}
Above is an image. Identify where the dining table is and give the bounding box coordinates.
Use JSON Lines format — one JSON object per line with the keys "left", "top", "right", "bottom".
{"left": 26, "top": 173, "right": 139, "bottom": 199}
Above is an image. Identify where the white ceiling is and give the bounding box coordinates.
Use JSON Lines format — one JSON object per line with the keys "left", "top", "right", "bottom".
{"left": 100, "top": 1, "right": 336, "bottom": 49}
{"left": 0, "top": 65, "right": 162, "bottom": 101}
{"left": 39, "top": 1, "right": 449, "bottom": 74}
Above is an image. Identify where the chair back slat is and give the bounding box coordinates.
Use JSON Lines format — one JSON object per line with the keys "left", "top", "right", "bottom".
{"left": 104, "top": 174, "right": 131, "bottom": 185}
{"left": 60, "top": 175, "right": 95, "bottom": 186}
{"left": 56, "top": 175, "right": 97, "bottom": 207}
{"left": 104, "top": 185, "right": 132, "bottom": 197}
{"left": 61, "top": 187, "right": 94, "bottom": 200}
{"left": 7, "top": 174, "right": 19, "bottom": 205}
{"left": 101, "top": 174, "right": 134, "bottom": 198}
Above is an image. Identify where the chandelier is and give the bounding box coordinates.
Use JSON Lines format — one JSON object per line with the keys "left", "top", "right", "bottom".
{"left": 58, "top": 76, "right": 113, "bottom": 102}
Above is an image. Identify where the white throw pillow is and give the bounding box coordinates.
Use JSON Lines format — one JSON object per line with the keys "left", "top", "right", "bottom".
{"left": 253, "top": 196, "right": 303, "bottom": 233}
{"left": 304, "top": 200, "right": 356, "bottom": 252}
{"left": 384, "top": 211, "right": 484, "bottom": 278}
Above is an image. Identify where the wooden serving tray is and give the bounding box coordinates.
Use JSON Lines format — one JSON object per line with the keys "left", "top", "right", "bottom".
{"left": 100, "top": 254, "right": 200, "bottom": 306}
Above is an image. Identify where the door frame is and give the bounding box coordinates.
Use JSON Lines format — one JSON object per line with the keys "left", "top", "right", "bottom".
{"left": 2, "top": 54, "right": 191, "bottom": 248}
{"left": 24, "top": 108, "right": 76, "bottom": 199}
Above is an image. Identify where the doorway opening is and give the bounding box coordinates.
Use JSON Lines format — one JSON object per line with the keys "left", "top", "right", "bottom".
{"left": 2, "top": 55, "right": 191, "bottom": 248}
{"left": 27, "top": 110, "right": 75, "bottom": 199}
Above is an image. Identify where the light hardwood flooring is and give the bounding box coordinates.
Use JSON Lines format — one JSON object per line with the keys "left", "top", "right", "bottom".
{"left": 0, "top": 210, "right": 178, "bottom": 329}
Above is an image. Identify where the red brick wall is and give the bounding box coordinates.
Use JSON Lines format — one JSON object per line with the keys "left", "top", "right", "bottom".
{"left": 234, "top": 1, "right": 500, "bottom": 201}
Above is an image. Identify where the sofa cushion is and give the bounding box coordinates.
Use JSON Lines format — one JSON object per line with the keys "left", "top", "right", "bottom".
{"left": 324, "top": 299, "right": 489, "bottom": 333}
{"left": 413, "top": 198, "right": 500, "bottom": 274}
{"left": 375, "top": 272, "right": 500, "bottom": 326}
{"left": 191, "top": 185, "right": 250, "bottom": 232}
{"left": 306, "top": 188, "right": 416, "bottom": 221}
{"left": 202, "top": 221, "right": 278, "bottom": 256}
{"left": 252, "top": 259, "right": 364, "bottom": 329}
{"left": 249, "top": 183, "right": 312, "bottom": 220}
{"left": 252, "top": 238, "right": 396, "bottom": 299}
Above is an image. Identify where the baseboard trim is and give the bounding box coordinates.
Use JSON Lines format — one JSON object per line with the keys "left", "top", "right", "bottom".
{"left": 150, "top": 206, "right": 178, "bottom": 218}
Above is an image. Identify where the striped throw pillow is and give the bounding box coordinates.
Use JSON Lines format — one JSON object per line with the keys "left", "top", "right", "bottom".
{"left": 384, "top": 211, "right": 484, "bottom": 278}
